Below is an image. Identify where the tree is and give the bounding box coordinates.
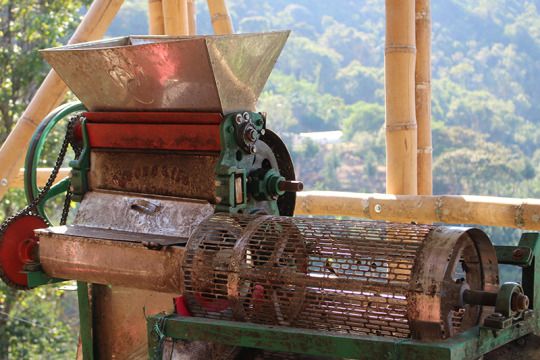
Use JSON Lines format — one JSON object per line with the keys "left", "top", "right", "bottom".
{"left": 0, "top": 0, "right": 90, "bottom": 358}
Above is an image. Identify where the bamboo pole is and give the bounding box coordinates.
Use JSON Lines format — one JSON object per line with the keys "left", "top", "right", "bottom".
{"left": 207, "top": 0, "right": 234, "bottom": 35}
{"left": 416, "top": 0, "right": 432, "bottom": 195}
{"left": 0, "top": 0, "right": 125, "bottom": 202}
{"left": 148, "top": 0, "right": 165, "bottom": 35}
{"left": 10, "top": 168, "right": 70, "bottom": 188}
{"left": 162, "top": 0, "right": 189, "bottom": 35}
{"left": 187, "top": 0, "right": 197, "bottom": 35}
{"left": 385, "top": 0, "right": 417, "bottom": 195}
{"left": 295, "top": 191, "right": 540, "bottom": 231}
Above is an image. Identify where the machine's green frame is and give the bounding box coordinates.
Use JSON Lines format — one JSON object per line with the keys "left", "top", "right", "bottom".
{"left": 146, "top": 233, "right": 540, "bottom": 360}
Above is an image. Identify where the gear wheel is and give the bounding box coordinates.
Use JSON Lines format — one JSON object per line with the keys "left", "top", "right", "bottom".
{"left": 0, "top": 214, "right": 47, "bottom": 289}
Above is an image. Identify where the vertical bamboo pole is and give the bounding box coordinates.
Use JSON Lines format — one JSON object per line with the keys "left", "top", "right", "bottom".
{"left": 162, "top": 0, "right": 189, "bottom": 35}
{"left": 148, "top": 0, "right": 165, "bottom": 35}
{"left": 207, "top": 0, "right": 234, "bottom": 35}
{"left": 187, "top": 0, "right": 197, "bottom": 35}
{"left": 0, "top": 0, "right": 125, "bottom": 201}
{"left": 416, "top": 0, "right": 432, "bottom": 195}
{"left": 385, "top": 0, "right": 417, "bottom": 195}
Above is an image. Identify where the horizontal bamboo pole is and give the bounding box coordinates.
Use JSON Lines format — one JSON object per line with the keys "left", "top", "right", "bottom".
{"left": 0, "top": 0, "right": 125, "bottom": 202}
{"left": 9, "top": 168, "right": 70, "bottom": 189}
{"left": 295, "top": 191, "right": 540, "bottom": 231}
{"left": 207, "top": 0, "right": 234, "bottom": 35}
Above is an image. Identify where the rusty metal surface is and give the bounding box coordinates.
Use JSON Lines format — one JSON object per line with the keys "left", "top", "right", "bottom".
{"left": 40, "top": 32, "right": 289, "bottom": 114}
{"left": 92, "top": 285, "right": 178, "bottom": 360}
{"left": 86, "top": 123, "right": 222, "bottom": 151}
{"left": 37, "top": 226, "right": 185, "bottom": 293}
{"left": 88, "top": 150, "right": 218, "bottom": 201}
{"left": 182, "top": 214, "right": 499, "bottom": 341}
{"left": 74, "top": 190, "right": 214, "bottom": 237}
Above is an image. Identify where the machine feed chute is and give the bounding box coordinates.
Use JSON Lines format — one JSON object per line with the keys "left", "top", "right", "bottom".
{"left": 182, "top": 214, "right": 500, "bottom": 341}
{"left": 40, "top": 32, "right": 289, "bottom": 114}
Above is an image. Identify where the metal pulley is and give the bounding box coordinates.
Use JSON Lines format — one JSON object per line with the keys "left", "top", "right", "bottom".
{"left": 182, "top": 213, "right": 503, "bottom": 341}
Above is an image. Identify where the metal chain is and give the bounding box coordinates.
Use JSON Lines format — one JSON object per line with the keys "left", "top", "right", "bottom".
{"left": 1, "top": 114, "right": 82, "bottom": 234}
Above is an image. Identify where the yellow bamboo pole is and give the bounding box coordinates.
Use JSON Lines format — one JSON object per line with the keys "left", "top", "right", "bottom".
{"left": 162, "top": 0, "right": 189, "bottom": 35}
{"left": 10, "top": 168, "right": 70, "bottom": 188}
{"left": 0, "top": 0, "right": 125, "bottom": 201}
{"left": 385, "top": 0, "right": 417, "bottom": 195}
{"left": 187, "top": 0, "right": 197, "bottom": 35}
{"left": 207, "top": 0, "right": 234, "bottom": 35}
{"left": 416, "top": 0, "right": 432, "bottom": 195}
{"left": 148, "top": 0, "right": 165, "bottom": 35}
{"left": 295, "top": 191, "right": 540, "bottom": 231}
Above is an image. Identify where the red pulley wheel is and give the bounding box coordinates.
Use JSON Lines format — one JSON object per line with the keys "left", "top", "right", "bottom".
{"left": 0, "top": 215, "right": 47, "bottom": 289}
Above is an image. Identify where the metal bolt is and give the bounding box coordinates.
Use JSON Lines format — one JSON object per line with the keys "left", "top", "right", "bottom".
{"left": 1, "top": 179, "right": 7, "bottom": 186}
{"left": 278, "top": 180, "right": 304, "bottom": 192}
{"left": 243, "top": 112, "right": 250, "bottom": 121}
{"left": 250, "top": 146, "right": 257, "bottom": 154}
{"left": 248, "top": 129, "right": 258, "bottom": 141}
{"left": 227, "top": 126, "right": 235, "bottom": 133}
{"left": 512, "top": 293, "right": 529, "bottom": 312}
{"left": 512, "top": 248, "right": 527, "bottom": 261}
{"left": 374, "top": 204, "right": 382, "bottom": 213}
{"left": 260, "top": 129, "right": 266, "bottom": 135}
{"left": 235, "top": 114, "right": 243, "bottom": 124}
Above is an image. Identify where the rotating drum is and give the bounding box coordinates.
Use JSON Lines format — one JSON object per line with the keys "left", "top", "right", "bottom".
{"left": 182, "top": 214, "right": 499, "bottom": 341}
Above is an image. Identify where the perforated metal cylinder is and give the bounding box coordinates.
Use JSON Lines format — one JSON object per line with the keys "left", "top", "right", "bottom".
{"left": 182, "top": 214, "right": 499, "bottom": 341}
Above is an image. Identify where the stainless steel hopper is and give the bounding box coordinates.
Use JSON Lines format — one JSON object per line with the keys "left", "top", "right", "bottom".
{"left": 40, "top": 31, "right": 290, "bottom": 114}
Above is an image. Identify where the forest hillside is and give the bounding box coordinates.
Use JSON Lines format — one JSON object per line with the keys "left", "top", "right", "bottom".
{"left": 109, "top": 0, "right": 540, "bottom": 198}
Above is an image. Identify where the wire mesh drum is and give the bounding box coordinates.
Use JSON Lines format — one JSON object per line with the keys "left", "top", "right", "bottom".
{"left": 182, "top": 213, "right": 499, "bottom": 341}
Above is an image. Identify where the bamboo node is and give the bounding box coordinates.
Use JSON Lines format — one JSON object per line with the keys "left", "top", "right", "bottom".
{"left": 385, "top": 123, "right": 418, "bottom": 132}
{"left": 415, "top": 82, "right": 430, "bottom": 89}
{"left": 415, "top": 12, "right": 431, "bottom": 21}
{"left": 435, "top": 197, "right": 444, "bottom": 222}
{"left": 20, "top": 115, "right": 40, "bottom": 126}
{"left": 211, "top": 13, "right": 231, "bottom": 22}
{"left": 516, "top": 203, "right": 525, "bottom": 229}
{"left": 362, "top": 198, "right": 371, "bottom": 219}
{"left": 417, "top": 147, "right": 433, "bottom": 154}
{"left": 385, "top": 45, "right": 416, "bottom": 54}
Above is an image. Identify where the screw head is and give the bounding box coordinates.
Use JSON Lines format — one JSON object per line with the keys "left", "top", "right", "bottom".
{"left": 512, "top": 248, "right": 527, "bottom": 261}
{"left": 374, "top": 204, "right": 382, "bottom": 213}
{"left": 1, "top": 179, "right": 7, "bottom": 186}
{"left": 235, "top": 114, "right": 243, "bottom": 124}
{"left": 243, "top": 112, "right": 250, "bottom": 120}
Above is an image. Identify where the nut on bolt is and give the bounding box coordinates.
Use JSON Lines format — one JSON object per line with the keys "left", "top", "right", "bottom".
{"left": 512, "top": 248, "right": 527, "bottom": 261}
{"left": 235, "top": 114, "right": 243, "bottom": 124}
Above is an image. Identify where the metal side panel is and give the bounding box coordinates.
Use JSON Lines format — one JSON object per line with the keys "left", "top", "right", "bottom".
{"left": 93, "top": 285, "right": 178, "bottom": 360}
{"left": 37, "top": 227, "right": 185, "bottom": 293}
{"left": 73, "top": 190, "right": 214, "bottom": 237}
{"left": 87, "top": 150, "right": 219, "bottom": 202}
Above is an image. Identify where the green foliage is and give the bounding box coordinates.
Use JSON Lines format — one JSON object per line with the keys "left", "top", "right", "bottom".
{"left": 0, "top": 282, "right": 79, "bottom": 359}
{"left": 342, "top": 101, "right": 384, "bottom": 140}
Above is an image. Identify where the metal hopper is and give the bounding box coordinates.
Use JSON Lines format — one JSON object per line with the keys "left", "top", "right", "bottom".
{"left": 40, "top": 31, "right": 290, "bottom": 114}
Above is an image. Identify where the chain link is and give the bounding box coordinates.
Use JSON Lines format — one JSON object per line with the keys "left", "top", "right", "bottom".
{"left": 0, "top": 114, "right": 82, "bottom": 249}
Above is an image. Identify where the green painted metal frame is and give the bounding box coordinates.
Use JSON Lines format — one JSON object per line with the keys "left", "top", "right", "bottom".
{"left": 147, "top": 233, "right": 540, "bottom": 359}
{"left": 77, "top": 281, "right": 94, "bottom": 360}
